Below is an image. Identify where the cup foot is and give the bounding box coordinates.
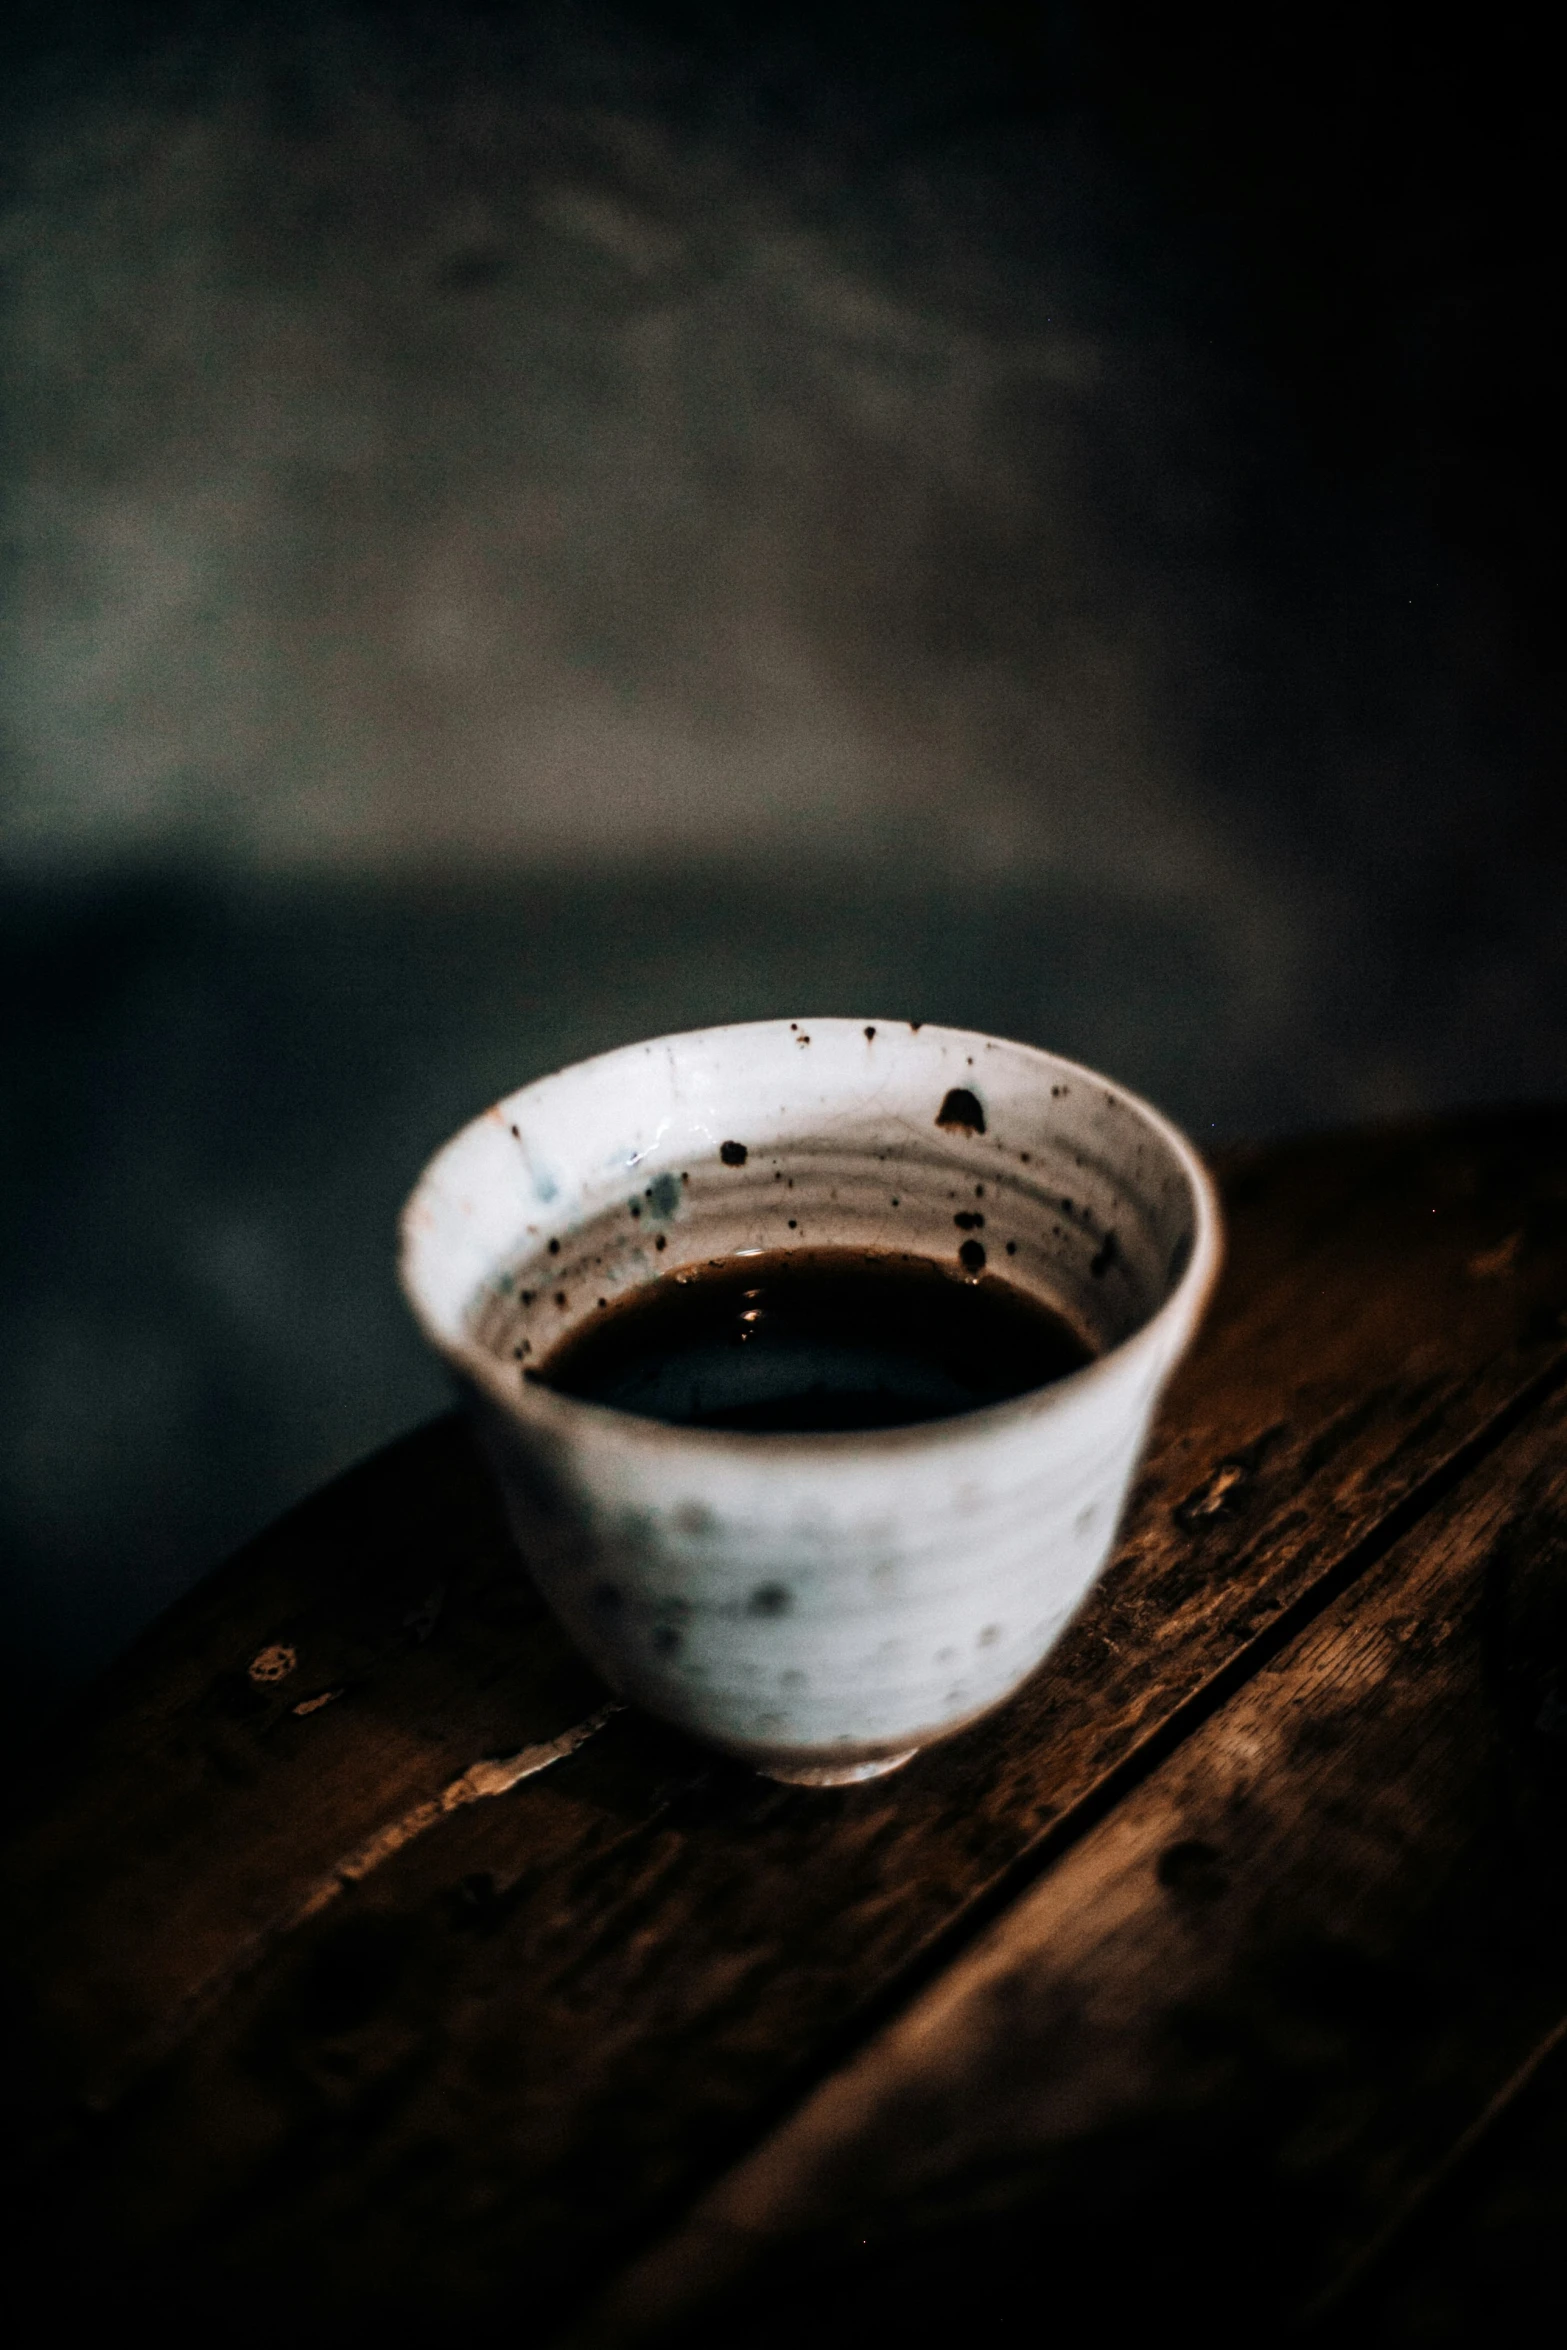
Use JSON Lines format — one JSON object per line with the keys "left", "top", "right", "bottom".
{"left": 760, "top": 1748, "right": 918, "bottom": 1787}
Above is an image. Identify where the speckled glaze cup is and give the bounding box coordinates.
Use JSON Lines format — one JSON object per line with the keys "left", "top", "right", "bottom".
{"left": 399, "top": 1020, "right": 1221, "bottom": 1785}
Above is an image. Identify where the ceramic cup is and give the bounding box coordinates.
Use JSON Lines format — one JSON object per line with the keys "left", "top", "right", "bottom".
{"left": 399, "top": 1020, "right": 1221, "bottom": 1785}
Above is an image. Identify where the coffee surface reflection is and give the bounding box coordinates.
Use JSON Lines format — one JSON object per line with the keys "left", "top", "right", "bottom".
{"left": 537, "top": 1247, "right": 1093, "bottom": 1433}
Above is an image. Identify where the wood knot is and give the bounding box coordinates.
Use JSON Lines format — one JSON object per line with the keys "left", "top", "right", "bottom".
{"left": 1178, "top": 1463, "right": 1251, "bottom": 1526}
{"left": 248, "top": 1643, "right": 298, "bottom": 1687}
{"left": 1175, "top": 1430, "right": 1283, "bottom": 1531}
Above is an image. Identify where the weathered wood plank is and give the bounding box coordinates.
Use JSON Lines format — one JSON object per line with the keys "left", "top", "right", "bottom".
{"left": 566, "top": 1376, "right": 1567, "bottom": 2346}
{"left": 0, "top": 1416, "right": 642, "bottom": 2136}
{"left": 1326, "top": 2024, "right": 1567, "bottom": 2342}
{"left": 4, "top": 1113, "right": 1566, "bottom": 2331}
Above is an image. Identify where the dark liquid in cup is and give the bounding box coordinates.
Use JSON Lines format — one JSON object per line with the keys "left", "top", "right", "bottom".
{"left": 536, "top": 1248, "right": 1094, "bottom": 1432}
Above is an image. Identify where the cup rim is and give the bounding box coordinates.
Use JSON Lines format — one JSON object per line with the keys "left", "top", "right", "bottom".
{"left": 399, "top": 1018, "right": 1224, "bottom": 1457}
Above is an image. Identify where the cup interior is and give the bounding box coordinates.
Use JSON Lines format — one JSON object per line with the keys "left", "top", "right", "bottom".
{"left": 402, "top": 1020, "right": 1210, "bottom": 1430}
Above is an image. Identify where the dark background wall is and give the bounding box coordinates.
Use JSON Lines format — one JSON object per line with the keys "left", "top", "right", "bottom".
{"left": 2, "top": 1, "right": 1562, "bottom": 1737}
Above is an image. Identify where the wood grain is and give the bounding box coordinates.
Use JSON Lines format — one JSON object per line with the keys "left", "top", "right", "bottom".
{"left": 1329, "top": 2021, "right": 1567, "bottom": 2341}
{"left": 4, "top": 1112, "right": 1566, "bottom": 2335}
{"left": 567, "top": 1374, "right": 1567, "bottom": 2346}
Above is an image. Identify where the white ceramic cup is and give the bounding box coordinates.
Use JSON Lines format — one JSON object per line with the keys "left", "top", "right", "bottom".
{"left": 399, "top": 1020, "right": 1222, "bottom": 1784}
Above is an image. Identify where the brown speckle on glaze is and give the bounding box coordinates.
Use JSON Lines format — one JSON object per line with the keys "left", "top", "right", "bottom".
{"left": 721, "top": 1141, "right": 749, "bottom": 1166}
{"left": 937, "top": 1087, "right": 985, "bottom": 1135}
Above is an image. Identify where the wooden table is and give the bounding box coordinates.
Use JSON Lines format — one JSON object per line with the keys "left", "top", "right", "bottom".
{"left": 7, "top": 1113, "right": 1567, "bottom": 2344}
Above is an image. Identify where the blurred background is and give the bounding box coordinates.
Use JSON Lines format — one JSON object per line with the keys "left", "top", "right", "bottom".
{"left": 2, "top": 1, "right": 1562, "bottom": 1737}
